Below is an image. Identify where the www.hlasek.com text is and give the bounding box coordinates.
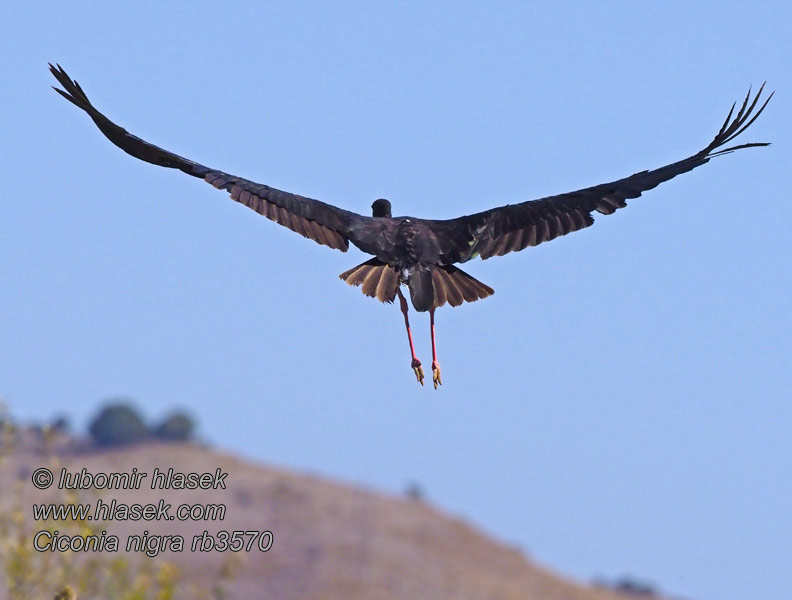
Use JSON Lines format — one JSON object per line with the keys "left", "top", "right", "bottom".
{"left": 33, "top": 498, "right": 226, "bottom": 522}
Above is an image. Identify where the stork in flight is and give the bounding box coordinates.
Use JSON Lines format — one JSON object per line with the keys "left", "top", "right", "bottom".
{"left": 50, "top": 64, "right": 771, "bottom": 389}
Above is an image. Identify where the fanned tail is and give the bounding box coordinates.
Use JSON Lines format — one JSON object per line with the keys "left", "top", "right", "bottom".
{"left": 407, "top": 264, "right": 495, "bottom": 312}
{"left": 339, "top": 259, "right": 399, "bottom": 303}
{"left": 341, "top": 261, "right": 494, "bottom": 311}
{"left": 430, "top": 265, "right": 494, "bottom": 310}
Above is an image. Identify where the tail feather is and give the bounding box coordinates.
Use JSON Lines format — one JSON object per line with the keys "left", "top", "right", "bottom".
{"left": 431, "top": 265, "right": 494, "bottom": 308}
{"left": 339, "top": 259, "right": 399, "bottom": 303}
{"left": 432, "top": 270, "right": 448, "bottom": 308}
{"left": 375, "top": 266, "right": 399, "bottom": 301}
{"left": 408, "top": 268, "right": 436, "bottom": 312}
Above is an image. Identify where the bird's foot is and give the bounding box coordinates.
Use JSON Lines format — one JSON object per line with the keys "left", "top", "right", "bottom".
{"left": 431, "top": 361, "right": 442, "bottom": 389}
{"left": 411, "top": 359, "right": 424, "bottom": 386}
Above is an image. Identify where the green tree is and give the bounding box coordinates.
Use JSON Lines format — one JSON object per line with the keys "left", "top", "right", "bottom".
{"left": 153, "top": 411, "right": 195, "bottom": 442}
{"left": 88, "top": 401, "right": 148, "bottom": 447}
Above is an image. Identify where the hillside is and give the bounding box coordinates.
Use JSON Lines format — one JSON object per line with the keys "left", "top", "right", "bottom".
{"left": 1, "top": 434, "right": 655, "bottom": 600}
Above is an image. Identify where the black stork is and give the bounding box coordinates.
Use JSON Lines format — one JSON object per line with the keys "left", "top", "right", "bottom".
{"left": 50, "top": 65, "right": 772, "bottom": 389}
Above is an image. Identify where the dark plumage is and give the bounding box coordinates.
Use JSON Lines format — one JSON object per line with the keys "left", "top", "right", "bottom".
{"left": 50, "top": 64, "right": 772, "bottom": 388}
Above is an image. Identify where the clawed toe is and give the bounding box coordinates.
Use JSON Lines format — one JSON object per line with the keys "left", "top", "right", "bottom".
{"left": 431, "top": 362, "right": 442, "bottom": 389}
{"left": 412, "top": 359, "right": 424, "bottom": 386}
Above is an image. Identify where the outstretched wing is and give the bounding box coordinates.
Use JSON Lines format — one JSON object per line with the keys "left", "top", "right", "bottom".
{"left": 50, "top": 64, "right": 364, "bottom": 252}
{"left": 427, "top": 86, "right": 772, "bottom": 264}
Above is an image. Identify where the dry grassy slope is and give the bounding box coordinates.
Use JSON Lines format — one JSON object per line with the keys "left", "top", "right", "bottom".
{"left": 3, "top": 441, "right": 647, "bottom": 600}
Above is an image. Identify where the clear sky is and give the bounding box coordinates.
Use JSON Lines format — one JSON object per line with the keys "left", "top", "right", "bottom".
{"left": 2, "top": 3, "right": 790, "bottom": 600}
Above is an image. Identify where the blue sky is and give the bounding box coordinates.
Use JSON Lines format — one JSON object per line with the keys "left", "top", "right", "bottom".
{"left": 2, "top": 3, "right": 790, "bottom": 600}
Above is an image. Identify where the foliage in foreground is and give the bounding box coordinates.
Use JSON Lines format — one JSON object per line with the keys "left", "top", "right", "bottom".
{"left": 0, "top": 403, "right": 232, "bottom": 600}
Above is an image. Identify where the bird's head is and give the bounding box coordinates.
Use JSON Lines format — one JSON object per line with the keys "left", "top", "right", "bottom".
{"left": 371, "top": 198, "right": 392, "bottom": 218}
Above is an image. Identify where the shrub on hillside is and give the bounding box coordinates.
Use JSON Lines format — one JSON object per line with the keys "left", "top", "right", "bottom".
{"left": 152, "top": 411, "right": 195, "bottom": 442}
{"left": 88, "top": 401, "right": 148, "bottom": 447}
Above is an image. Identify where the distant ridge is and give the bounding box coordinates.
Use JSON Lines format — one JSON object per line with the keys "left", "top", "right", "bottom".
{"left": 1, "top": 435, "right": 661, "bottom": 600}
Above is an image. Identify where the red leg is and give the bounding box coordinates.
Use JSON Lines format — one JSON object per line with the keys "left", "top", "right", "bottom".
{"left": 397, "top": 288, "right": 424, "bottom": 385}
{"left": 429, "top": 308, "right": 442, "bottom": 389}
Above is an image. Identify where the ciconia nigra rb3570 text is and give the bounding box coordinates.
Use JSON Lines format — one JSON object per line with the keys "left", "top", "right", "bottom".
{"left": 50, "top": 65, "right": 772, "bottom": 389}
